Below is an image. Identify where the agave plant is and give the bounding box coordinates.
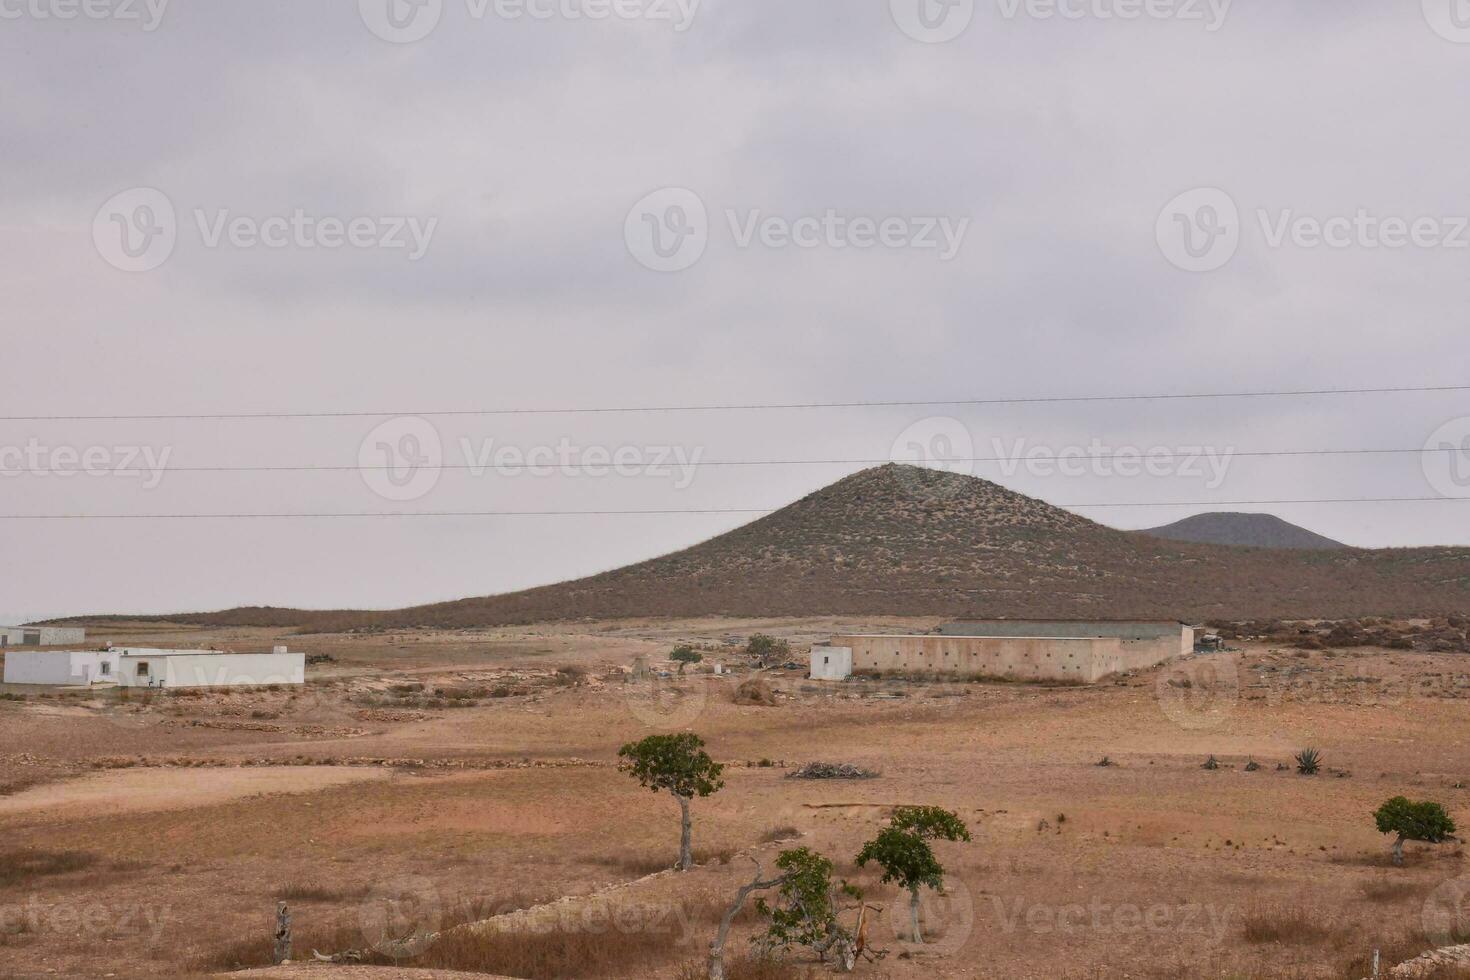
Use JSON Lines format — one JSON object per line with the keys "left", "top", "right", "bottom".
{"left": 1244, "top": 759, "right": 1260, "bottom": 772}
{"left": 1202, "top": 755, "right": 1220, "bottom": 771}
{"left": 1295, "top": 747, "right": 1322, "bottom": 776}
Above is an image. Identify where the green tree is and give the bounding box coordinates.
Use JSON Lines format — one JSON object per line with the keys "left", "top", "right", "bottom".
{"left": 755, "top": 847, "right": 860, "bottom": 963}
{"left": 1374, "top": 796, "right": 1457, "bottom": 866}
{"left": 617, "top": 733, "right": 725, "bottom": 871}
{"left": 857, "top": 806, "right": 971, "bottom": 944}
{"left": 671, "top": 645, "right": 704, "bottom": 675}
{"left": 745, "top": 634, "right": 790, "bottom": 667}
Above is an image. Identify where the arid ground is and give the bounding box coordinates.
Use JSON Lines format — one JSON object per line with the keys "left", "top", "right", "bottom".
{"left": 5, "top": 618, "right": 1470, "bottom": 980}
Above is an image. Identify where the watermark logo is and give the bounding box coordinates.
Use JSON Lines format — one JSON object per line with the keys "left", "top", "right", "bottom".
{"left": 885, "top": 875, "right": 974, "bottom": 953}
{"left": 360, "top": 417, "right": 444, "bottom": 503}
{"left": 626, "top": 187, "right": 709, "bottom": 273}
{"left": 988, "top": 894, "right": 1234, "bottom": 938}
{"left": 94, "top": 187, "right": 177, "bottom": 273}
{"left": 0, "top": 897, "right": 170, "bottom": 942}
{"left": 1156, "top": 187, "right": 1240, "bottom": 272}
{"left": 92, "top": 188, "right": 438, "bottom": 272}
{"left": 992, "top": 437, "right": 1234, "bottom": 487}
{"left": 360, "top": 0, "right": 444, "bottom": 43}
{"left": 0, "top": 0, "right": 170, "bottom": 30}
{"left": 1423, "top": 0, "right": 1470, "bottom": 43}
{"left": 624, "top": 672, "right": 714, "bottom": 728}
{"left": 359, "top": 876, "right": 442, "bottom": 957}
{"left": 1160, "top": 187, "right": 1470, "bottom": 272}
{"left": 0, "top": 439, "right": 172, "bottom": 490}
{"left": 1424, "top": 876, "right": 1470, "bottom": 946}
{"left": 1423, "top": 418, "right": 1470, "bottom": 500}
{"left": 1156, "top": 654, "right": 1239, "bottom": 731}
{"left": 625, "top": 188, "right": 970, "bottom": 272}
{"left": 890, "top": 0, "right": 975, "bottom": 43}
{"left": 995, "top": 0, "right": 1231, "bottom": 30}
{"left": 361, "top": 0, "right": 699, "bottom": 43}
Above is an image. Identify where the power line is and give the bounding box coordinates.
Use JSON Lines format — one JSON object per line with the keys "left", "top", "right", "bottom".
{"left": 1, "top": 383, "right": 1466, "bottom": 423}
{"left": 0, "top": 496, "right": 1465, "bottom": 520}
{"left": 3, "top": 446, "right": 1463, "bottom": 475}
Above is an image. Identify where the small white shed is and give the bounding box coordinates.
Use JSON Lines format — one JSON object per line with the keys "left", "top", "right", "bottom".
{"left": 810, "top": 645, "right": 853, "bottom": 681}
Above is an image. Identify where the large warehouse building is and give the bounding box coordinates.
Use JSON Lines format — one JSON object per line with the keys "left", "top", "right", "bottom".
{"left": 2, "top": 647, "right": 305, "bottom": 688}
{"left": 813, "top": 621, "right": 1193, "bottom": 684}
{"left": 0, "top": 625, "right": 87, "bottom": 647}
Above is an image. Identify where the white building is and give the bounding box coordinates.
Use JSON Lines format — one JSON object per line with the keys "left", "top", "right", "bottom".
{"left": 810, "top": 645, "right": 853, "bottom": 681}
{"left": 0, "top": 625, "right": 87, "bottom": 647}
{"left": 2, "top": 647, "right": 305, "bottom": 688}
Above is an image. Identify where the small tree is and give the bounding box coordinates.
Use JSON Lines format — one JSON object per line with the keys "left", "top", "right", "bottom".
{"left": 671, "top": 645, "right": 704, "bottom": 675}
{"left": 618, "top": 733, "right": 725, "bottom": 871}
{"left": 746, "top": 634, "right": 790, "bottom": 667}
{"left": 857, "top": 806, "right": 971, "bottom": 944}
{"left": 1375, "top": 796, "right": 1457, "bottom": 867}
{"left": 755, "top": 847, "right": 860, "bottom": 965}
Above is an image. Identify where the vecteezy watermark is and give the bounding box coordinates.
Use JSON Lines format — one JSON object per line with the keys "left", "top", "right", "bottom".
{"left": 1423, "top": 417, "right": 1470, "bottom": 500}
{"left": 887, "top": 418, "right": 1235, "bottom": 489}
{"left": 987, "top": 895, "right": 1234, "bottom": 938}
{"left": 891, "top": 0, "right": 1230, "bottom": 42}
{"left": 0, "top": 0, "right": 169, "bottom": 30}
{"left": 1422, "top": 0, "right": 1470, "bottom": 43}
{"left": 890, "top": 0, "right": 976, "bottom": 43}
{"left": 357, "top": 416, "right": 706, "bottom": 502}
{"left": 0, "top": 897, "right": 170, "bottom": 942}
{"left": 1423, "top": 875, "right": 1470, "bottom": 946}
{"left": 359, "top": 0, "right": 699, "bottom": 43}
{"left": 1158, "top": 186, "right": 1470, "bottom": 272}
{"left": 994, "top": 0, "right": 1231, "bottom": 30}
{"left": 885, "top": 876, "right": 974, "bottom": 953}
{"left": 1155, "top": 655, "right": 1239, "bottom": 731}
{"left": 1155, "top": 187, "right": 1240, "bottom": 273}
{"left": 990, "top": 437, "right": 1234, "bottom": 488}
{"left": 359, "top": 876, "right": 442, "bottom": 958}
{"left": 625, "top": 187, "right": 970, "bottom": 273}
{"left": 92, "top": 187, "right": 438, "bottom": 272}
{"left": 360, "top": 417, "right": 445, "bottom": 503}
{"left": 0, "top": 438, "right": 172, "bottom": 490}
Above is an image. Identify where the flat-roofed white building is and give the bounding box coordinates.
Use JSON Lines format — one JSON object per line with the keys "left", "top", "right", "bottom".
{"left": 0, "top": 625, "right": 87, "bottom": 647}
{"left": 2, "top": 647, "right": 305, "bottom": 688}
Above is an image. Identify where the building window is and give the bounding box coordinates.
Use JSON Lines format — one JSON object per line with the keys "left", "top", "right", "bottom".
{"left": 99, "top": 662, "right": 111, "bottom": 676}
{"left": 135, "top": 662, "right": 150, "bottom": 677}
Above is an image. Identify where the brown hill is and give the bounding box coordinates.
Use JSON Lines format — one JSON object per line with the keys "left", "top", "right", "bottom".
{"left": 114, "top": 464, "right": 1470, "bottom": 630}
{"left": 1138, "top": 512, "right": 1349, "bottom": 550}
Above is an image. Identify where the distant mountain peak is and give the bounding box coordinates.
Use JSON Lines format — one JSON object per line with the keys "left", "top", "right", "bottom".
{"left": 1137, "top": 512, "right": 1348, "bottom": 550}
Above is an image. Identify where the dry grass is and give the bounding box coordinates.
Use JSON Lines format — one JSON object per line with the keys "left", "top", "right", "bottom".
{"left": 759, "top": 826, "right": 802, "bottom": 843}
{"left": 675, "top": 952, "right": 821, "bottom": 979}
{"left": 1240, "top": 904, "right": 1338, "bottom": 945}
{"left": 0, "top": 850, "right": 98, "bottom": 888}
{"left": 274, "top": 882, "right": 372, "bottom": 902}
{"left": 1357, "top": 877, "right": 1424, "bottom": 902}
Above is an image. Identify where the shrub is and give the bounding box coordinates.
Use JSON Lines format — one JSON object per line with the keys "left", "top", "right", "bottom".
{"left": 1374, "top": 796, "right": 1457, "bottom": 866}
{"left": 1295, "top": 748, "right": 1322, "bottom": 775}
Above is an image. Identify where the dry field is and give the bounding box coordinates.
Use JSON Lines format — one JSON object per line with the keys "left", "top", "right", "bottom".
{"left": 4, "top": 618, "right": 1470, "bottom": 980}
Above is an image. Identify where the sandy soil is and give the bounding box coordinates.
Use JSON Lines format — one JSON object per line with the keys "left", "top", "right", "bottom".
{"left": 3, "top": 618, "right": 1470, "bottom": 980}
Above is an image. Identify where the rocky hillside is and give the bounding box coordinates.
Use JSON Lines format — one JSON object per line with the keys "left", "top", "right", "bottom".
{"left": 1138, "top": 512, "right": 1348, "bottom": 550}
{"left": 127, "top": 465, "right": 1469, "bottom": 629}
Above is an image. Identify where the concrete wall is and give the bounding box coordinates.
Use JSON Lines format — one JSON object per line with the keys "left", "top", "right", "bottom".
{"left": 4, "top": 649, "right": 305, "bottom": 687}
{"left": 938, "top": 621, "right": 1193, "bottom": 658}
{"left": 3, "top": 651, "right": 78, "bottom": 685}
{"left": 829, "top": 632, "right": 1185, "bottom": 683}
{"left": 810, "top": 646, "right": 853, "bottom": 681}
{"left": 0, "top": 626, "right": 87, "bottom": 647}
{"left": 111, "top": 650, "right": 305, "bottom": 688}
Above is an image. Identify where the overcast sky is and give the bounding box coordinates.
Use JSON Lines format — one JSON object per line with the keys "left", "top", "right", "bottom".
{"left": 2, "top": 0, "right": 1469, "bottom": 621}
